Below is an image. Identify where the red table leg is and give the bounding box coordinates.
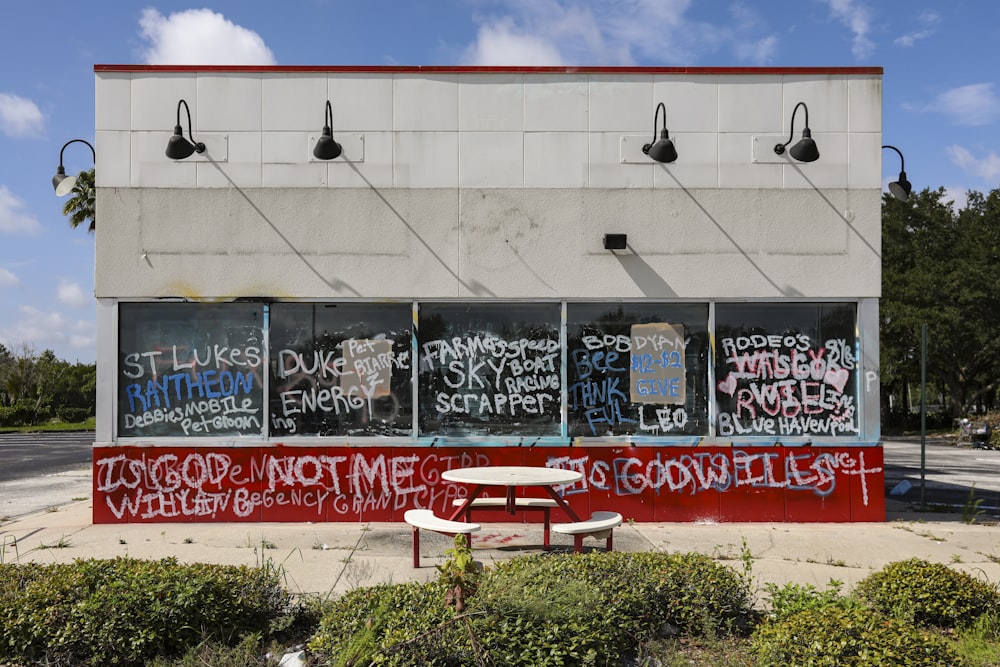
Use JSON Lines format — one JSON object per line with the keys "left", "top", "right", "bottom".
{"left": 446, "top": 484, "right": 487, "bottom": 521}
{"left": 542, "top": 485, "right": 581, "bottom": 522}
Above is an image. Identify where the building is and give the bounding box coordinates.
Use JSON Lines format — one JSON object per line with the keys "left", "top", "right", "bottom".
{"left": 91, "top": 65, "right": 885, "bottom": 524}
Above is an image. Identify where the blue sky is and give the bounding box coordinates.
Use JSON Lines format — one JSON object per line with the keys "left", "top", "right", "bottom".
{"left": 1, "top": 0, "right": 998, "bottom": 364}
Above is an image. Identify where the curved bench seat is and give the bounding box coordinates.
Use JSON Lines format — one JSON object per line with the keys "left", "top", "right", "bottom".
{"left": 404, "top": 509, "right": 480, "bottom": 568}
{"left": 551, "top": 511, "right": 623, "bottom": 553}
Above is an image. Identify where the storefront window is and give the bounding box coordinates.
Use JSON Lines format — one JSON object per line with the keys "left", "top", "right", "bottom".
{"left": 566, "top": 303, "right": 710, "bottom": 437}
{"left": 416, "top": 303, "right": 561, "bottom": 436}
{"left": 117, "top": 302, "right": 265, "bottom": 437}
{"left": 714, "top": 303, "right": 858, "bottom": 438}
{"left": 269, "top": 303, "right": 413, "bottom": 436}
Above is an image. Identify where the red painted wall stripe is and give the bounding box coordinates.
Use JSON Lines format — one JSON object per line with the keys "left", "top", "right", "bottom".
{"left": 93, "top": 445, "right": 884, "bottom": 524}
{"left": 94, "top": 64, "right": 883, "bottom": 75}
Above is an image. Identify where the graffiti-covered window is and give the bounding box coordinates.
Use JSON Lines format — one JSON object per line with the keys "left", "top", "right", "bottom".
{"left": 118, "top": 302, "right": 266, "bottom": 437}
{"left": 417, "top": 303, "right": 561, "bottom": 436}
{"left": 714, "top": 303, "right": 858, "bottom": 439}
{"left": 566, "top": 303, "right": 710, "bottom": 437}
{"left": 269, "top": 303, "right": 413, "bottom": 436}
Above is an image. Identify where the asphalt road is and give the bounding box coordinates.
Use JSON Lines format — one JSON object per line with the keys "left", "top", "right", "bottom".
{"left": 1, "top": 432, "right": 999, "bottom": 520}
{"left": 0, "top": 431, "right": 94, "bottom": 483}
{"left": 0, "top": 431, "right": 94, "bottom": 519}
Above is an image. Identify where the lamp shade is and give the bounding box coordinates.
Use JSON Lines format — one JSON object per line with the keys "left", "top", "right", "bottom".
{"left": 313, "top": 129, "right": 342, "bottom": 160}
{"left": 889, "top": 171, "right": 911, "bottom": 201}
{"left": 52, "top": 168, "right": 76, "bottom": 196}
{"left": 166, "top": 126, "right": 201, "bottom": 160}
{"left": 788, "top": 128, "right": 820, "bottom": 162}
{"left": 645, "top": 129, "right": 678, "bottom": 163}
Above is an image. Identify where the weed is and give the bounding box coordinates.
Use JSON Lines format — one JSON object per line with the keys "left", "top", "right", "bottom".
{"left": 0, "top": 534, "right": 18, "bottom": 563}
{"left": 183, "top": 537, "right": 194, "bottom": 544}
{"left": 243, "top": 534, "right": 277, "bottom": 550}
{"left": 964, "top": 484, "right": 985, "bottom": 525}
{"left": 37, "top": 535, "right": 72, "bottom": 549}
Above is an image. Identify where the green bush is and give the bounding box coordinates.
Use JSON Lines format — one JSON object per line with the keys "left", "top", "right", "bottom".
{"left": 0, "top": 402, "right": 40, "bottom": 427}
{"left": 0, "top": 557, "right": 291, "bottom": 666}
{"left": 855, "top": 558, "right": 1000, "bottom": 629}
{"left": 308, "top": 580, "right": 464, "bottom": 666}
{"left": 763, "top": 579, "right": 857, "bottom": 622}
{"left": 308, "top": 550, "right": 755, "bottom": 667}
{"left": 56, "top": 405, "right": 92, "bottom": 423}
{"left": 753, "top": 606, "right": 961, "bottom": 666}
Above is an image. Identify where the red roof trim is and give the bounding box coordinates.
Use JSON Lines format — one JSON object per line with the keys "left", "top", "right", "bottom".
{"left": 95, "top": 64, "right": 883, "bottom": 75}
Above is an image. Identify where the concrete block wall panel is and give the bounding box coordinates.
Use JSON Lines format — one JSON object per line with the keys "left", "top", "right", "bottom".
{"left": 93, "top": 66, "right": 882, "bottom": 300}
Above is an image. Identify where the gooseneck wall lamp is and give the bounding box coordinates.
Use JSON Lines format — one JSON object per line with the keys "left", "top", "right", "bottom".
{"left": 642, "top": 102, "right": 678, "bottom": 163}
{"left": 882, "top": 145, "right": 912, "bottom": 202}
{"left": 774, "top": 101, "right": 819, "bottom": 162}
{"left": 313, "top": 100, "right": 343, "bottom": 160}
{"left": 52, "top": 139, "right": 95, "bottom": 196}
{"left": 165, "top": 99, "right": 205, "bottom": 160}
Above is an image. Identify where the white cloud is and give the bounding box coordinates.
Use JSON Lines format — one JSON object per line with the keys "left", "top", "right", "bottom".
{"left": 461, "top": 0, "right": 776, "bottom": 67}
{"left": 0, "top": 306, "right": 95, "bottom": 360}
{"left": 0, "top": 93, "right": 44, "bottom": 138}
{"left": 728, "top": 3, "right": 778, "bottom": 65}
{"left": 464, "top": 18, "right": 566, "bottom": 65}
{"left": 822, "top": 0, "right": 875, "bottom": 60}
{"left": 894, "top": 11, "right": 940, "bottom": 47}
{"left": 946, "top": 145, "right": 1000, "bottom": 183}
{"left": 139, "top": 8, "right": 276, "bottom": 65}
{"left": 57, "top": 280, "right": 89, "bottom": 308}
{"left": 923, "top": 84, "right": 1000, "bottom": 127}
{"left": 733, "top": 35, "right": 777, "bottom": 65}
{"left": 0, "top": 186, "right": 43, "bottom": 235}
{"left": 0, "top": 268, "right": 19, "bottom": 287}
{"left": 941, "top": 186, "right": 969, "bottom": 212}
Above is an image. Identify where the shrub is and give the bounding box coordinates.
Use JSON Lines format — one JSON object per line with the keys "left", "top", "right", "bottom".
{"left": 308, "top": 551, "right": 755, "bottom": 667}
{"left": 0, "top": 402, "right": 39, "bottom": 427}
{"left": 308, "top": 580, "right": 464, "bottom": 666}
{"left": 56, "top": 406, "right": 91, "bottom": 423}
{"left": 753, "top": 606, "right": 961, "bottom": 666}
{"left": 855, "top": 558, "right": 1000, "bottom": 629}
{"left": 0, "top": 557, "right": 291, "bottom": 666}
{"left": 763, "top": 579, "right": 857, "bottom": 622}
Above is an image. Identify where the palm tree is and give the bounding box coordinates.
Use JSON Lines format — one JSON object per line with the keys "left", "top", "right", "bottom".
{"left": 63, "top": 168, "right": 95, "bottom": 232}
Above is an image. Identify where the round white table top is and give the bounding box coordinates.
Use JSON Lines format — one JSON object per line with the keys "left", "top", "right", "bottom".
{"left": 441, "top": 465, "right": 582, "bottom": 486}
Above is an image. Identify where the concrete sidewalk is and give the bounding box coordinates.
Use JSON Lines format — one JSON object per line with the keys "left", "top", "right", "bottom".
{"left": 4, "top": 496, "right": 1000, "bottom": 598}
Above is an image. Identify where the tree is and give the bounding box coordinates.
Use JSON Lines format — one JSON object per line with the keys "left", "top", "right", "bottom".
{"left": 63, "top": 167, "right": 95, "bottom": 232}
{"left": 881, "top": 187, "right": 1000, "bottom": 418}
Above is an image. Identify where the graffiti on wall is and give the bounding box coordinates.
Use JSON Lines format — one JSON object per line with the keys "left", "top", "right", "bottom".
{"left": 716, "top": 334, "right": 858, "bottom": 438}
{"left": 93, "top": 444, "right": 884, "bottom": 524}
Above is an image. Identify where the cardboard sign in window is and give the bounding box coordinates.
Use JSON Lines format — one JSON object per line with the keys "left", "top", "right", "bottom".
{"left": 629, "top": 322, "right": 686, "bottom": 405}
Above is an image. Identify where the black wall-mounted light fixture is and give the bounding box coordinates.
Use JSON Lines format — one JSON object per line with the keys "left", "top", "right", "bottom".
{"left": 774, "top": 101, "right": 819, "bottom": 162}
{"left": 52, "top": 138, "right": 95, "bottom": 196}
{"left": 313, "top": 100, "right": 343, "bottom": 160}
{"left": 642, "top": 102, "right": 678, "bottom": 163}
{"left": 603, "top": 233, "right": 628, "bottom": 250}
{"left": 882, "top": 144, "right": 912, "bottom": 202}
{"left": 165, "top": 99, "right": 205, "bottom": 160}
